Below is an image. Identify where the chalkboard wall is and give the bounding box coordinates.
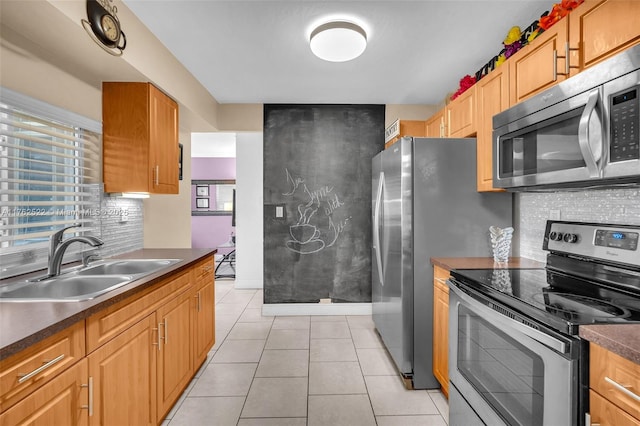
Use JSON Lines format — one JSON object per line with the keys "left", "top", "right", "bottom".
{"left": 263, "top": 104, "right": 385, "bottom": 304}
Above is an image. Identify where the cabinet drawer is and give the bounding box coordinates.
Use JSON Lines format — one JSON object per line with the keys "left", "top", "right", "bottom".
{"left": 590, "top": 343, "right": 640, "bottom": 420}
{"left": 86, "top": 271, "right": 192, "bottom": 353}
{"left": 433, "top": 265, "right": 451, "bottom": 289}
{"left": 192, "top": 256, "right": 214, "bottom": 286}
{"left": 0, "top": 358, "right": 88, "bottom": 425}
{"left": 0, "top": 321, "right": 85, "bottom": 412}
{"left": 590, "top": 389, "right": 640, "bottom": 426}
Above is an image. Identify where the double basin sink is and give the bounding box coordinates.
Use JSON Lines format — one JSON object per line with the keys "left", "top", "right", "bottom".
{"left": 0, "top": 259, "right": 182, "bottom": 302}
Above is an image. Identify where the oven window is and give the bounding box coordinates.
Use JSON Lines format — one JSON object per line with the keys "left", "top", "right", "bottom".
{"left": 457, "top": 305, "right": 544, "bottom": 426}
{"left": 499, "top": 107, "right": 586, "bottom": 178}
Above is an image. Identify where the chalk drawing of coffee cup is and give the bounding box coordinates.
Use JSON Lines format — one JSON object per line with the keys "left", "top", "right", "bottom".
{"left": 289, "top": 224, "right": 319, "bottom": 244}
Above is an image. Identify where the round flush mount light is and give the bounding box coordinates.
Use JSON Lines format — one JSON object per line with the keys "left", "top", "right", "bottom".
{"left": 310, "top": 21, "right": 367, "bottom": 62}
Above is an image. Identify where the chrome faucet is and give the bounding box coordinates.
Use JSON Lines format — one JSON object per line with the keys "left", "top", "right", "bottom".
{"left": 47, "top": 225, "right": 104, "bottom": 277}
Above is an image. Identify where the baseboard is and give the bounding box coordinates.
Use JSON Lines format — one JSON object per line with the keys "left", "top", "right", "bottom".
{"left": 261, "top": 303, "right": 372, "bottom": 316}
{"left": 233, "top": 279, "right": 263, "bottom": 289}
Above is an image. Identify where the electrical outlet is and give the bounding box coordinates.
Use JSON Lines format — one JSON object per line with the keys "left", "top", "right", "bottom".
{"left": 549, "top": 209, "right": 561, "bottom": 220}
{"left": 275, "top": 206, "right": 284, "bottom": 218}
{"left": 319, "top": 298, "right": 331, "bottom": 304}
{"left": 120, "top": 208, "right": 129, "bottom": 222}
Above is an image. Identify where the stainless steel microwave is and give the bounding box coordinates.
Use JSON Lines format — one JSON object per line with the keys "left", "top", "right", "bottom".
{"left": 493, "top": 45, "right": 640, "bottom": 191}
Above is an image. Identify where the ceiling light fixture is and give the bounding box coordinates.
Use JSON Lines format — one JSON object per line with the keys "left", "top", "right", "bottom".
{"left": 310, "top": 21, "right": 367, "bottom": 62}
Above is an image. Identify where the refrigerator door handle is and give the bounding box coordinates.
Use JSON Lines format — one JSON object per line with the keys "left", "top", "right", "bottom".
{"left": 374, "top": 171, "right": 385, "bottom": 286}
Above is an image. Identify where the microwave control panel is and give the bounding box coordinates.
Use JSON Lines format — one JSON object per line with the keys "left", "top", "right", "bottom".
{"left": 610, "top": 87, "right": 639, "bottom": 162}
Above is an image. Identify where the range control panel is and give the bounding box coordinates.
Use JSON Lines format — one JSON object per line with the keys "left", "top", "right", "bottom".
{"left": 545, "top": 221, "right": 640, "bottom": 267}
{"left": 594, "top": 229, "right": 639, "bottom": 251}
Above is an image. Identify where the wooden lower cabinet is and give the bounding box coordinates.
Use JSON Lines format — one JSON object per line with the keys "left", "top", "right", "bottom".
{"left": 88, "top": 314, "right": 158, "bottom": 426}
{"left": 157, "top": 290, "right": 193, "bottom": 420}
{"left": 0, "top": 255, "right": 217, "bottom": 426}
{"left": 589, "top": 342, "right": 640, "bottom": 424}
{"left": 432, "top": 265, "right": 450, "bottom": 398}
{"left": 193, "top": 279, "right": 215, "bottom": 367}
{"left": 590, "top": 390, "right": 640, "bottom": 426}
{"left": 0, "top": 359, "right": 89, "bottom": 426}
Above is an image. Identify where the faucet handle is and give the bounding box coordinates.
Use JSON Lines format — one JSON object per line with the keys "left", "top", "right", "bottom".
{"left": 49, "top": 224, "right": 82, "bottom": 255}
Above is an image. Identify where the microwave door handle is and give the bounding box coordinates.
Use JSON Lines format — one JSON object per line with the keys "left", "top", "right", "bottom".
{"left": 374, "top": 172, "right": 384, "bottom": 286}
{"left": 578, "top": 89, "right": 602, "bottom": 178}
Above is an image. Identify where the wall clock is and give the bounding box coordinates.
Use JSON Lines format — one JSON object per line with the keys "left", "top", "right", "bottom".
{"left": 81, "top": 0, "right": 127, "bottom": 56}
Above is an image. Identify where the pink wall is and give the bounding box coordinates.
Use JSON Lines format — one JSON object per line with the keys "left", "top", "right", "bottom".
{"left": 191, "top": 157, "right": 236, "bottom": 251}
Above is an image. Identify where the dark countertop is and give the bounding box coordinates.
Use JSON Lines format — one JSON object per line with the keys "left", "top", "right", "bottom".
{"left": 431, "top": 257, "right": 546, "bottom": 271}
{"left": 579, "top": 324, "right": 640, "bottom": 365}
{"left": 0, "top": 248, "right": 216, "bottom": 361}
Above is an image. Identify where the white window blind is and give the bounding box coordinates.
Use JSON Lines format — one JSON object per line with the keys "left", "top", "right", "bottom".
{"left": 0, "top": 88, "right": 102, "bottom": 279}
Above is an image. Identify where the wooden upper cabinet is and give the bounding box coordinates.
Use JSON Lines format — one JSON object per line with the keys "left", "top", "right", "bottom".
{"left": 425, "top": 109, "right": 446, "bottom": 138}
{"left": 446, "top": 86, "right": 477, "bottom": 138}
{"left": 103, "top": 82, "right": 179, "bottom": 194}
{"left": 509, "top": 18, "right": 570, "bottom": 104}
{"left": 476, "top": 65, "right": 510, "bottom": 192}
{"left": 569, "top": 0, "right": 640, "bottom": 75}
{"left": 385, "top": 120, "right": 426, "bottom": 149}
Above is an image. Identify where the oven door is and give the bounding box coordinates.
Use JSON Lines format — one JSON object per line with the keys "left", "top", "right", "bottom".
{"left": 448, "top": 281, "right": 579, "bottom": 426}
{"left": 493, "top": 86, "right": 605, "bottom": 189}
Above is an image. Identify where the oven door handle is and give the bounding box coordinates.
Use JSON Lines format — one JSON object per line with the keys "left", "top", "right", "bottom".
{"left": 578, "top": 88, "right": 603, "bottom": 178}
{"left": 450, "top": 282, "right": 569, "bottom": 354}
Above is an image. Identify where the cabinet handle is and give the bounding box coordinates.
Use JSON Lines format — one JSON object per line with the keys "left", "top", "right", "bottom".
{"left": 605, "top": 376, "right": 640, "bottom": 401}
{"left": 195, "top": 292, "right": 201, "bottom": 312}
{"left": 163, "top": 319, "right": 168, "bottom": 345}
{"left": 17, "top": 354, "right": 65, "bottom": 383}
{"left": 154, "top": 165, "right": 160, "bottom": 185}
{"left": 81, "top": 376, "right": 94, "bottom": 416}
{"left": 435, "top": 278, "right": 448, "bottom": 284}
{"left": 153, "top": 325, "right": 161, "bottom": 351}
{"left": 553, "top": 49, "right": 559, "bottom": 81}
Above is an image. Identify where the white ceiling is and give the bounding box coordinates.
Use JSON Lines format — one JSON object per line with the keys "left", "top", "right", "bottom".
{"left": 123, "top": 0, "right": 549, "bottom": 105}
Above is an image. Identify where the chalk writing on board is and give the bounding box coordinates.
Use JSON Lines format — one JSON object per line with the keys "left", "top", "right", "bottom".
{"left": 282, "top": 168, "right": 350, "bottom": 254}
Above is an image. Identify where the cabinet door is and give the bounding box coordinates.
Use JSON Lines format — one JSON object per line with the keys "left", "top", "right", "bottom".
{"left": 0, "top": 359, "right": 88, "bottom": 426}
{"left": 476, "top": 66, "right": 509, "bottom": 192}
{"left": 509, "top": 18, "right": 569, "bottom": 104}
{"left": 590, "top": 390, "right": 640, "bottom": 426}
{"left": 149, "top": 84, "right": 179, "bottom": 194}
{"left": 569, "top": 0, "right": 640, "bottom": 74}
{"left": 1, "top": 321, "right": 85, "bottom": 412}
{"left": 425, "top": 109, "right": 445, "bottom": 138}
{"left": 88, "top": 314, "right": 157, "bottom": 426}
{"left": 432, "top": 265, "right": 450, "bottom": 398}
{"left": 157, "top": 290, "right": 193, "bottom": 419}
{"left": 446, "top": 86, "right": 476, "bottom": 138}
{"left": 590, "top": 343, "right": 640, "bottom": 420}
{"left": 193, "top": 280, "right": 216, "bottom": 368}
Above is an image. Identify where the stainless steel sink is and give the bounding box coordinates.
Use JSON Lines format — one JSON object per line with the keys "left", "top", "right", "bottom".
{"left": 0, "top": 275, "right": 133, "bottom": 302}
{"left": 76, "top": 259, "right": 181, "bottom": 276}
{"left": 0, "top": 258, "right": 182, "bottom": 302}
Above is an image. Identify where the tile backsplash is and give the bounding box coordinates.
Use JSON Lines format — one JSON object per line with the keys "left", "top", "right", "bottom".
{"left": 98, "top": 195, "right": 144, "bottom": 258}
{"left": 517, "top": 188, "right": 640, "bottom": 262}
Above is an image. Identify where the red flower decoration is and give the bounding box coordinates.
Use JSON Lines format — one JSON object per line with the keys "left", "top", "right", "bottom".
{"left": 451, "top": 75, "right": 477, "bottom": 101}
{"left": 539, "top": 0, "right": 584, "bottom": 30}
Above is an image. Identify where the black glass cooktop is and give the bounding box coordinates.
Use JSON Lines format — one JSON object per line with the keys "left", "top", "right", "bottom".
{"left": 450, "top": 266, "right": 640, "bottom": 335}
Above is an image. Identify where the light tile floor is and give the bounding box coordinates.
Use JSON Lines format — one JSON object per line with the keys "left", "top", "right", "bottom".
{"left": 163, "top": 280, "right": 449, "bottom": 426}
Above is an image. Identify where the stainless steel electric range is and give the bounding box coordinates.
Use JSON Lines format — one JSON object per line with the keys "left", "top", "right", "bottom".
{"left": 447, "top": 220, "right": 640, "bottom": 426}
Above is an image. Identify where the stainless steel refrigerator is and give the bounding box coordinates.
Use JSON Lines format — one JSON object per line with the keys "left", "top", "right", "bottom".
{"left": 372, "top": 137, "right": 513, "bottom": 389}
